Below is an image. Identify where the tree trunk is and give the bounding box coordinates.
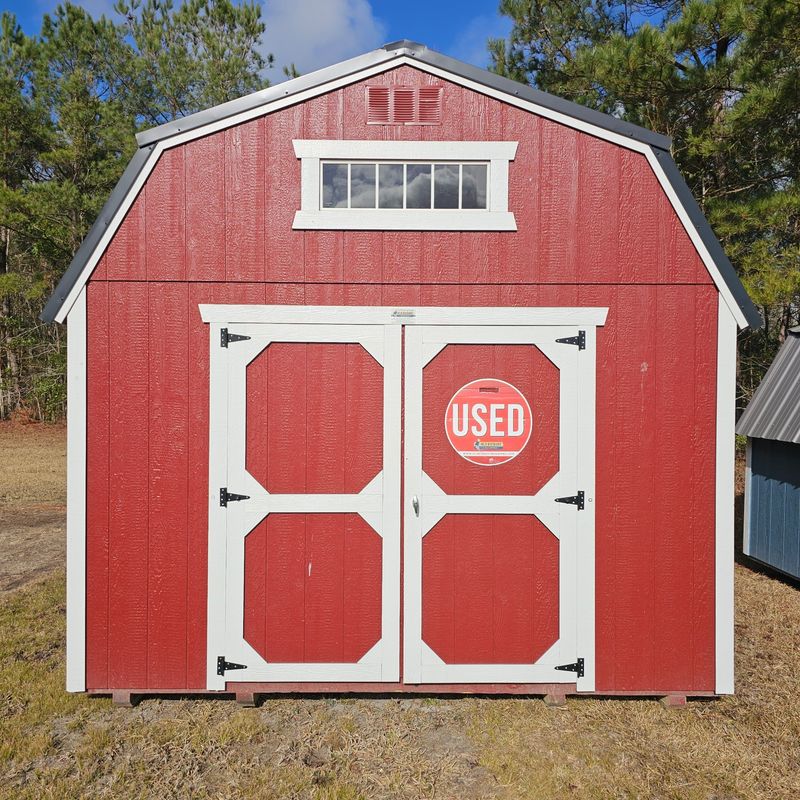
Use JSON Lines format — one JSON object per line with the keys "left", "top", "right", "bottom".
{"left": 0, "top": 226, "right": 21, "bottom": 419}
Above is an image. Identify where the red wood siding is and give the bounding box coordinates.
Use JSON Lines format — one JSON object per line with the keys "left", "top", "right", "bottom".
{"left": 84, "top": 63, "right": 719, "bottom": 693}
{"left": 423, "top": 514, "right": 559, "bottom": 664}
{"left": 246, "top": 343, "right": 383, "bottom": 494}
{"left": 422, "top": 344, "right": 559, "bottom": 496}
{"left": 244, "top": 514, "right": 382, "bottom": 663}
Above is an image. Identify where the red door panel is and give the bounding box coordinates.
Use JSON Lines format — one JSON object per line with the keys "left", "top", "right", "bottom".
{"left": 422, "top": 514, "right": 559, "bottom": 664}
{"left": 244, "top": 513, "right": 382, "bottom": 663}
{"left": 246, "top": 342, "right": 383, "bottom": 494}
{"left": 423, "top": 344, "right": 559, "bottom": 495}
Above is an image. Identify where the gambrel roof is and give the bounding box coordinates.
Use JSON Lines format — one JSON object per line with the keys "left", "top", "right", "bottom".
{"left": 41, "top": 40, "right": 761, "bottom": 328}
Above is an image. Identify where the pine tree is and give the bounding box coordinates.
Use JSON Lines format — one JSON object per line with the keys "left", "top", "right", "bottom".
{"left": 490, "top": 0, "right": 800, "bottom": 402}
{"left": 0, "top": 0, "right": 272, "bottom": 419}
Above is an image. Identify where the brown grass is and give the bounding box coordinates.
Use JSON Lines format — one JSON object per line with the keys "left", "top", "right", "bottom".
{"left": 0, "top": 421, "right": 66, "bottom": 506}
{"left": 1, "top": 426, "right": 799, "bottom": 799}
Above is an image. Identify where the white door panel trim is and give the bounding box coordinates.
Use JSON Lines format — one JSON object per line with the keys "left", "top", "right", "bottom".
{"left": 206, "top": 317, "right": 401, "bottom": 688}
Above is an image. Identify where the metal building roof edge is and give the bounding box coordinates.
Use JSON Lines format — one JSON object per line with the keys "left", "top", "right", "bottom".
{"left": 41, "top": 40, "right": 761, "bottom": 329}
{"left": 737, "top": 329, "right": 800, "bottom": 444}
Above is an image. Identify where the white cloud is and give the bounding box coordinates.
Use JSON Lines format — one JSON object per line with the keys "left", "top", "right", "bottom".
{"left": 448, "top": 12, "right": 512, "bottom": 70}
{"left": 261, "top": 0, "right": 387, "bottom": 79}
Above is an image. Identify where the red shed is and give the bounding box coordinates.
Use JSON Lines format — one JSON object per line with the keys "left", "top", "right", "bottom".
{"left": 43, "top": 41, "right": 760, "bottom": 703}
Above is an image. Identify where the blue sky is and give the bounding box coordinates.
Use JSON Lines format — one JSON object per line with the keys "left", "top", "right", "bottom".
{"left": 4, "top": 0, "right": 512, "bottom": 77}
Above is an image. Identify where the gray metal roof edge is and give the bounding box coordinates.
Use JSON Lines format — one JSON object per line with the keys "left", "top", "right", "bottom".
{"left": 650, "top": 149, "right": 762, "bottom": 330}
{"left": 135, "top": 40, "right": 673, "bottom": 152}
{"left": 40, "top": 144, "right": 156, "bottom": 323}
{"left": 737, "top": 331, "right": 800, "bottom": 443}
{"left": 136, "top": 47, "right": 398, "bottom": 148}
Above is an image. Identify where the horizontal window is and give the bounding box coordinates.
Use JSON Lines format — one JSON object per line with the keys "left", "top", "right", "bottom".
{"left": 293, "top": 140, "right": 518, "bottom": 231}
{"left": 322, "top": 162, "right": 489, "bottom": 211}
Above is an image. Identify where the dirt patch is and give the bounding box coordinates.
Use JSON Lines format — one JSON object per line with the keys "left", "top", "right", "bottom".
{"left": 0, "top": 506, "right": 65, "bottom": 594}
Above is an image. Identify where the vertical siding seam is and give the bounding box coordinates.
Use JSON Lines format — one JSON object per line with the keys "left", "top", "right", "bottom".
{"left": 223, "top": 132, "right": 228, "bottom": 282}
{"left": 303, "top": 343, "right": 308, "bottom": 661}
{"left": 689, "top": 288, "right": 697, "bottom": 689}
{"left": 105, "top": 282, "right": 111, "bottom": 686}
{"left": 145, "top": 283, "right": 151, "bottom": 688}
{"left": 184, "top": 283, "right": 190, "bottom": 686}
{"left": 651, "top": 288, "right": 658, "bottom": 688}
{"left": 342, "top": 346, "right": 349, "bottom": 658}
{"left": 264, "top": 339, "right": 270, "bottom": 655}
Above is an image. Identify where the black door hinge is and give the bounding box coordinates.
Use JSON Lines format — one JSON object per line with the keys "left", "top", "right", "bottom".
{"left": 217, "top": 656, "right": 248, "bottom": 676}
{"left": 220, "top": 327, "right": 251, "bottom": 348}
{"left": 555, "top": 491, "right": 585, "bottom": 510}
{"left": 219, "top": 487, "right": 250, "bottom": 507}
{"left": 555, "top": 658, "right": 584, "bottom": 678}
{"left": 555, "top": 330, "right": 585, "bottom": 350}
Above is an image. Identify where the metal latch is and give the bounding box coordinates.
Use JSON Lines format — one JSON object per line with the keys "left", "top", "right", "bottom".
{"left": 220, "top": 327, "right": 251, "bottom": 348}
{"left": 217, "top": 656, "right": 247, "bottom": 676}
{"left": 555, "top": 658, "right": 584, "bottom": 678}
{"left": 555, "top": 491, "right": 585, "bottom": 510}
{"left": 555, "top": 330, "right": 586, "bottom": 350}
{"left": 412, "top": 496, "right": 420, "bottom": 517}
{"left": 220, "top": 488, "right": 250, "bottom": 507}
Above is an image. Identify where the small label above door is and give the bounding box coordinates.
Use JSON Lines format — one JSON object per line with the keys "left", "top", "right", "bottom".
{"left": 444, "top": 378, "right": 533, "bottom": 466}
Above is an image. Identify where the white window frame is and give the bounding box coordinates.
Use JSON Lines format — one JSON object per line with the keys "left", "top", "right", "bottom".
{"left": 293, "top": 140, "right": 517, "bottom": 231}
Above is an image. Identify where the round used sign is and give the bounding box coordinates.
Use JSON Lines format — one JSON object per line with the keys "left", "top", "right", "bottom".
{"left": 444, "top": 378, "right": 533, "bottom": 466}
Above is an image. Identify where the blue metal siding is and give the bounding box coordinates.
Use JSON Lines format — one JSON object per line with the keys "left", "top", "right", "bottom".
{"left": 747, "top": 437, "right": 800, "bottom": 579}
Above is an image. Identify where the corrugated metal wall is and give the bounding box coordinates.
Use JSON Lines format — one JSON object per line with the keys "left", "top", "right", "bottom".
{"left": 746, "top": 437, "right": 800, "bottom": 579}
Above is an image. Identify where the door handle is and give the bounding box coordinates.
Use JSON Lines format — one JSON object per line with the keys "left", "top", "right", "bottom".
{"left": 412, "top": 496, "right": 420, "bottom": 517}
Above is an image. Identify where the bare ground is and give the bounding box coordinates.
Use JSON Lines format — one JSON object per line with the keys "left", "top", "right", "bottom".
{"left": 0, "top": 422, "right": 66, "bottom": 594}
{"left": 1, "top": 423, "right": 799, "bottom": 799}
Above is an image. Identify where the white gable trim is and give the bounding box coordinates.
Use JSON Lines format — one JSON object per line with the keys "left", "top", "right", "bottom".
{"left": 52, "top": 53, "right": 746, "bottom": 328}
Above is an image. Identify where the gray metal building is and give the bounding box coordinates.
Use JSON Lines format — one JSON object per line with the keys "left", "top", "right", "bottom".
{"left": 737, "top": 327, "right": 800, "bottom": 579}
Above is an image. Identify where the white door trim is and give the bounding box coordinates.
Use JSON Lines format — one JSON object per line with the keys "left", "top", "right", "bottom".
{"left": 205, "top": 318, "right": 401, "bottom": 689}
{"left": 403, "top": 321, "right": 599, "bottom": 689}
{"left": 204, "top": 305, "right": 606, "bottom": 690}
{"left": 200, "top": 305, "right": 609, "bottom": 327}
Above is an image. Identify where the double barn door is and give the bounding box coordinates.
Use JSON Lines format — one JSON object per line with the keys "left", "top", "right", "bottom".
{"left": 204, "top": 306, "right": 603, "bottom": 691}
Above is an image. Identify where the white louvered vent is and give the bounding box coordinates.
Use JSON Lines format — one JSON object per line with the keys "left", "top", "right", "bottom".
{"left": 366, "top": 85, "right": 443, "bottom": 125}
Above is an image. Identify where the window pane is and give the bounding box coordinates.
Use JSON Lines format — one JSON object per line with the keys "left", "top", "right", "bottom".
{"left": 322, "top": 163, "right": 348, "bottom": 208}
{"left": 434, "top": 164, "right": 459, "bottom": 209}
{"left": 379, "top": 163, "right": 404, "bottom": 208}
{"left": 462, "top": 164, "right": 487, "bottom": 209}
{"left": 406, "top": 164, "right": 432, "bottom": 208}
{"left": 350, "top": 163, "right": 376, "bottom": 208}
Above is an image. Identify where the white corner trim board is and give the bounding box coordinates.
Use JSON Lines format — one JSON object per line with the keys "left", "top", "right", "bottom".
{"left": 292, "top": 139, "right": 517, "bottom": 232}
{"left": 65, "top": 287, "right": 87, "bottom": 692}
{"left": 715, "top": 293, "right": 737, "bottom": 695}
{"left": 743, "top": 438, "right": 752, "bottom": 556}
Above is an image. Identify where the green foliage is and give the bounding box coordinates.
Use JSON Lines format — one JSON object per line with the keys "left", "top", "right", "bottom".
{"left": 111, "top": 0, "right": 270, "bottom": 123}
{"left": 491, "top": 0, "right": 800, "bottom": 403}
{"left": 0, "top": 1, "right": 271, "bottom": 420}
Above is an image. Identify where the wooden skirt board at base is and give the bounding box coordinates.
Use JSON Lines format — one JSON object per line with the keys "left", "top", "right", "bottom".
{"left": 203, "top": 306, "right": 605, "bottom": 692}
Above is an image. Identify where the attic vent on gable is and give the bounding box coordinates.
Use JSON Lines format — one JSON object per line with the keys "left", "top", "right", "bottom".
{"left": 367, "top": 85, "right": 443, "bottom": 125}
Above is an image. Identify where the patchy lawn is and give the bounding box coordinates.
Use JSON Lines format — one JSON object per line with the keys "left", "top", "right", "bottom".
{"left": 1, "top": 423, "right": 799, "bottom": 799}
